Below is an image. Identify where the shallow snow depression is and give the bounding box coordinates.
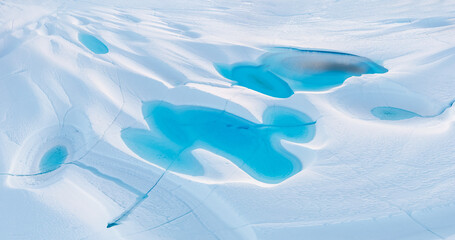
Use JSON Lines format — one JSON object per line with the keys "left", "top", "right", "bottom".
{"left": 1, "top": 0, "right": 455, "bottom": 239}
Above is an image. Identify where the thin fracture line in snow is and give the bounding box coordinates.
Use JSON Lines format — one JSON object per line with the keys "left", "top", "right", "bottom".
{"left": 106, "top": 145, "right": 187, "bottom": 228}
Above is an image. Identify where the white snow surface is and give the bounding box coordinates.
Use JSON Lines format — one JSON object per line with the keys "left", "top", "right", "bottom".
{"left": 1, "top": 0, "right": 455, "bottom": 239}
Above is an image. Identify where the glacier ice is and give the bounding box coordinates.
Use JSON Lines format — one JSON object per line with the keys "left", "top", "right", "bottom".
{"left": 1, "top": 0, "right": 455, "bottom": 239}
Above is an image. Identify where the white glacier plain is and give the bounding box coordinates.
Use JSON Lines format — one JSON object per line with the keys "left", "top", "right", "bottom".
{"left": 1, "top": 0, "right": 455, "bottom": 239}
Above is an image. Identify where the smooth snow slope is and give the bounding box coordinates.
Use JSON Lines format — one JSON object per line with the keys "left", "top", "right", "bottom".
{"left": 1, "top": 0, "right": 455, "bottom": 239}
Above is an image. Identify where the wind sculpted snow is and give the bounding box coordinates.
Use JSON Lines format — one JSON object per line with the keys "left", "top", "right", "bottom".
{"left": 1, "top": 0, "right": 455, "bottom": 239}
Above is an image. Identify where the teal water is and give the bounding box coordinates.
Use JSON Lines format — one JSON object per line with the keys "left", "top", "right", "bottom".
{"left": 121, "top": 101, "right": 316, "bottom": 183}
{"left": 215, "top": 64, "right": 293, "bottom": 98}
{"left": 215, "top": 48, "right": 387, "bottom": 97}
{"left": 371, "top": 106, "right": 420, "bottom": 120}
{"left": 39, "top": 145, "right": 68, "bottom": 172}
{"left": 78, "top": 33, "right": 109, "bottom": 54}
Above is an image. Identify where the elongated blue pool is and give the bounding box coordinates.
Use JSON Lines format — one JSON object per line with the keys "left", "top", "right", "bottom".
{"left": 39, "top": 145, "right": 69, "bottom": 172}
{"left": 121, "top": 102, "right": 316, "bottom": 183}
{"left": 78, "top": 33, "right": 109, "bottom": 54}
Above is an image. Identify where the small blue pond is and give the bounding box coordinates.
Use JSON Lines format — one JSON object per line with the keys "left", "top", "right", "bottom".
{"left": 215, "top": 64, "right": 293, "bottom": 98}
{"left": 371, "top": 106, "right": 420, "bottom": 120}
{"left": 215, "top": 48, "right": 387, "bottom": 98}
{"left": 78, "top": 33, "right": 109, "bottom": 54}
{"left": 121, "top": 101, "right": 316, "bottom": 184}
{"left": 39, "top": 145, "right": 68, "bottom": 172}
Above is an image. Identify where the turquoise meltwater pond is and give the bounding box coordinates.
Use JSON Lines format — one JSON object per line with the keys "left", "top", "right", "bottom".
{"left": 78, "top": 33, "right": 109, "bottom": 54}
{"left": 215, "top": 48, "right": 387, "bottom": 98}
{"left": 121, "top": 102, "right": 316, "bottom": 184}
{"left": 39, "top": 145, "right": 69, "bottom": 172}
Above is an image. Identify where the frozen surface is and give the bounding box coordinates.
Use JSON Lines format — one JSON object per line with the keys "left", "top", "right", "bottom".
{"left": 1, "top": 0, "right": 455, "bottom": 239}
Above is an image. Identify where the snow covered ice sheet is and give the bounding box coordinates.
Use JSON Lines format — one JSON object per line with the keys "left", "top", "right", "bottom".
{"left": 1, "top": 0, "right": 455, "bottom": 239}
